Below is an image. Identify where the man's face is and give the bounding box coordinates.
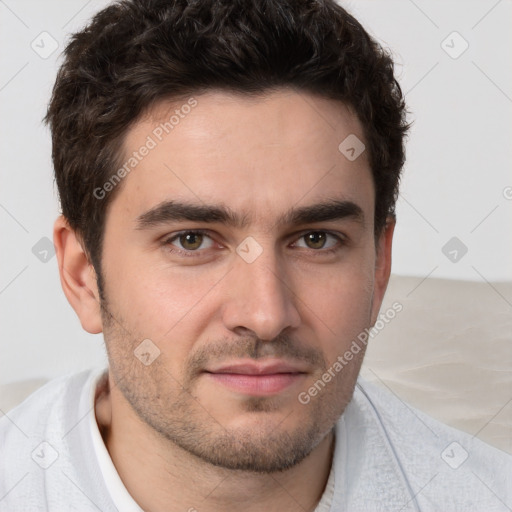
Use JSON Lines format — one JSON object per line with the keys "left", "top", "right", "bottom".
{"left": 98, "top": 88, "right": 390, "bottom": 472}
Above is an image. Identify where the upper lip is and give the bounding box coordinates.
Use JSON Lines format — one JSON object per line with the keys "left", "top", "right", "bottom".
{"left": 205, "top": 360, "right": 308, "bottom": 375}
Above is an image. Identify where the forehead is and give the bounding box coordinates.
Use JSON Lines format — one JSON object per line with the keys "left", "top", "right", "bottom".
{"left": 111, "top": 88, "right": 374, "bottom": 229}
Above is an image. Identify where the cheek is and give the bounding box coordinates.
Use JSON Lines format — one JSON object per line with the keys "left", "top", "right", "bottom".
{"left": 295, "top": 256, "right": 375, "bottom": 358}
{"left": 103, "top": 247, "right": 226, "bottom": 343}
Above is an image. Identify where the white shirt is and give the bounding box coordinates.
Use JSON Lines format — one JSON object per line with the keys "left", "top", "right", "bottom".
{"left": 1, "top": 367, "right": 511, "bottom": 511}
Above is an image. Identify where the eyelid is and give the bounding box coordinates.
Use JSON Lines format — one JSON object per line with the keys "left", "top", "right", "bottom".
{"left": 163, "top": 228, "right": 213, "bottom": 240}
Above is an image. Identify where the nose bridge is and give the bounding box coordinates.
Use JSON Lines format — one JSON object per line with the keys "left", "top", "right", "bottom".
{"left": 222, "top": 238, "right": 300, "bottom": 340}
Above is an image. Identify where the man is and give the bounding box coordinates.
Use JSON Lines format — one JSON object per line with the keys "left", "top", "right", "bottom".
{"left": 0, "top": 0, "right": 510, "bottom": 510}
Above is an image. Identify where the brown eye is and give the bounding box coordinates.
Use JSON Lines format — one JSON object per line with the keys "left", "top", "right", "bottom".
{"left": 294, "top": 231, "right": 342, "bottom": 252}
{"left": 178, "top": 232, "right": 204, "bottom": 250}
{"left": 166, "top": 231, "right": 214, "bottom": 253}
{"left": 304, "top": 232, "right": 327, "bottom": 249}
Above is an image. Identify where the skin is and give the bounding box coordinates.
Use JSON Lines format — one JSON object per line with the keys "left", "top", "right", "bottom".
{"left": 54, "top": 88, "right": 394, "bottom": 512}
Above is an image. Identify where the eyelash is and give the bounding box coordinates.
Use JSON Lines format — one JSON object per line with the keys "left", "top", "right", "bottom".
{"left": 162, "top": 229, "right": 345, "bottom": 258}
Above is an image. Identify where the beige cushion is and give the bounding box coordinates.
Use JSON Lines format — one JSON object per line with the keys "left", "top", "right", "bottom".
{"left": 361, "top": 275, "right": 512, "bottom": 454}
{"left": 0, "top": 378, "right": 49, "bottom": 414}
{"left": 1, "top": 275, "right": 510, "bottom": 454}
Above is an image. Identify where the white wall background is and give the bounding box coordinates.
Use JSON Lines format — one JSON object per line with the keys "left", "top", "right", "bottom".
{"left": 1, "top": 0, "right": 511, "bottom": 385}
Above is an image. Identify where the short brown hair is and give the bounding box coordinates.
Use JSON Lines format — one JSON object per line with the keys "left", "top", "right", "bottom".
{"left": 45, "top": 0, "right": 408, "bottom": 276}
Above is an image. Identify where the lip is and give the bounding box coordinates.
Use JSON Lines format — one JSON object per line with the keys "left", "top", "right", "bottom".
{"left": 204, "top": 359, "right": 308, "bottom": 396}
{"left": 206, "top": 360, "right": 308, "bottom": 375}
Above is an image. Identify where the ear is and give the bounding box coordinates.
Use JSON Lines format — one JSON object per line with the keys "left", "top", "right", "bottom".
{"left": 53, "top": 215, "right": 103, "bottom": 334}
{"left": 370, "top": 216, "right": 395, "bottom": 325}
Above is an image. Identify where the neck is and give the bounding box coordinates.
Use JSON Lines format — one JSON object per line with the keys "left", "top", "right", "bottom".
{"left": 95, "top": 372, "right": 335, "bottom": 512}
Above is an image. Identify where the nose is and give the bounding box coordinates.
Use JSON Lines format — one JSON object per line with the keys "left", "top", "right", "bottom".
{"left": 220, "top": 246, "right": 301, "bottom": 341}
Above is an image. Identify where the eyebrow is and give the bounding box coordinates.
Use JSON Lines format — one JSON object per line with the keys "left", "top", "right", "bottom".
{"left": 135, "top": 198, "right": 365, "bottom": 231}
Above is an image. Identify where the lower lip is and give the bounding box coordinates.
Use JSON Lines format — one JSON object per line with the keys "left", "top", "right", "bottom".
{"left": 205, "top": 372, "right": 305, "bottom": 396}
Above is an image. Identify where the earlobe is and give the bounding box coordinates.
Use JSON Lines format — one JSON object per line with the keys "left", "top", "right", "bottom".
{"left": 370, "top": 216, "right": 395, "bottom": 325}
{"left": 53, "top": 216, "right": 103, "bottom": 334}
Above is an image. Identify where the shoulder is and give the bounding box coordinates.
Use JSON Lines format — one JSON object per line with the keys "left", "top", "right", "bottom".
{"left": 1, "top": 369, "right": 95, "bottom": 431}
{"left": 0, "top": 368, "right": 109, "bottom": 512}
{"left": 1, "top": 369, "right": 100, "bottom": 440}
{"left": 348, "top": 378, "right": 512, "bottom": 511}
